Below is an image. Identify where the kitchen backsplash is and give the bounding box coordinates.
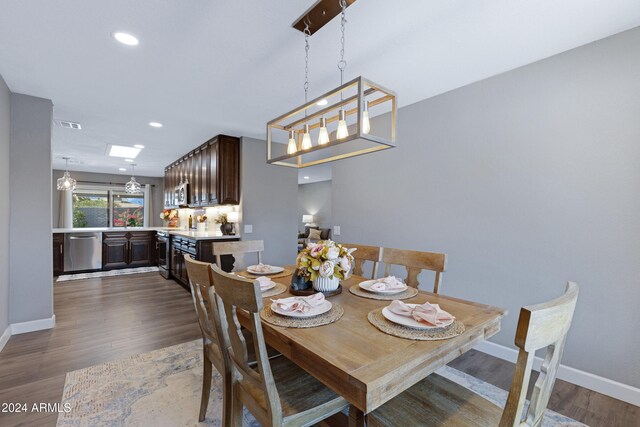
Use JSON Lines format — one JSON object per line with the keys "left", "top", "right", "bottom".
{"left": 174, "top": 206, "right": 240, "bottom": 232}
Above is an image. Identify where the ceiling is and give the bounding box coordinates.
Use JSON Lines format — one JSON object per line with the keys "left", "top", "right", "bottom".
{"left": 1, "top": 0, "right": 640, "bottom": 177}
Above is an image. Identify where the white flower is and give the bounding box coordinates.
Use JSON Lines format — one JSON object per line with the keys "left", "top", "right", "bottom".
{"left": 319, "top": 261, "right": 335, "bottom": 278}
{"left": 326, "top": 247, "right": 340, "bottom": 260}
{"left": 339, "top": 256, "right": 351, "bottom": 273}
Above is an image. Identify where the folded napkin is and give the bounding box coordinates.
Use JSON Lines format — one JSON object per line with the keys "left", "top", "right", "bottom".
{"left": 387, "top": 300, "right": 454, "bottom": 326}
{"left": 251, "top": 263, "right": 273, "bottom": 273}
{"left": 272, "top": 293, "right": 325, "bottom": 313}
{"left": 254, "top": 276, "right": 274, "bottom": 291}
{"left": 369, "top": 276, "right": 406, "bottom": 291}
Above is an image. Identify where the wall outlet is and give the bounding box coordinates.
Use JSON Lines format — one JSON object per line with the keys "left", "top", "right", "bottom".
{"left": 244, "top": 224, "right": 253, "bottom": 234}
{"left": 333, "top": 225, "right": 341, "bottom": 236}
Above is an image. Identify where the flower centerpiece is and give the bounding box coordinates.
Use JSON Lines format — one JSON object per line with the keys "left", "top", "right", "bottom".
{"left": 196, "top": 214, "right": 207, "bottom": 232}
{"left": 160, "top": 209, "right": 179, "bottom": 228}
{"left": 296, "top": 240, "right": 355, "bottom": 292}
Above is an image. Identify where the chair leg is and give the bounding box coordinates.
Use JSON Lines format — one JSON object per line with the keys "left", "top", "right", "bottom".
{"left": 231, "top": 383, "right": 243, "bottom": 427}
{"left": 221, "top": 371, "right": 233, "bottom": 427}
{"left": 199, "top": 352, "right": 213, "bottom": 422}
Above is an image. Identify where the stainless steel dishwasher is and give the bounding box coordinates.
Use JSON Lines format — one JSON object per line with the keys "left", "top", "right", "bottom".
{"left": 64, "top": 232, "right": 102, "bottom": 272}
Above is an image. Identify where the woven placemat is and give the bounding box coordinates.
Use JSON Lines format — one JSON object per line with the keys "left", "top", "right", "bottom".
{"left": 367, "top": 308, "right": 465, "bottom": 340}
{"left": 261, "top": 283, "right": 287, "bottom": 298}
{"left": 260, "top": 304, "right": 344, "bottom": 328}
{"left": 237, "top": 268, "right": 293, "bottom": 280}
{"left": 349, "top": 284, "right": 419, "bottom": 300}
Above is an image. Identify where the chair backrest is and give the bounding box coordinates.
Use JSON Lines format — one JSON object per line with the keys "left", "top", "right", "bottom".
{"left": 212, "top": 240, "right": 264, "bottom": 270}
{"left": 381, "top": 247, "right": 447, "bottom": 292}
{"left": 341, "top": 243, "right": 382, "bottom": 279}
{"left": 184, "top": 255, "right": 228, "bottom": 374}
{"left": 210, "top": 264, "right": 283, "bottom": 426}
{"left": 500, "top": 282, "right": 579, "bottom": 427}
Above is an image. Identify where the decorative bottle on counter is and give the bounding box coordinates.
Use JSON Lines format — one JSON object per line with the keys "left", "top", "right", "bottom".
{"left": 188, "top": 215, "right": 193, "bottom": 229}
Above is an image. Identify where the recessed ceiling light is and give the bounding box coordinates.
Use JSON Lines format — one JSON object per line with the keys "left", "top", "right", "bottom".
{"left": 133, "top": 144, "right": 145, "bottom": 149}
{"left": 119, "top": 167, "right": 127, "bottom": 171}
{"left": 108, "top": 144, "right": 141, "bottom": 158}
{"left": 124, "top": 158, "right": 134, "bottom": 162}
{"left": 304, "top": 176, "right": 310, "bottom": 179}
{"left": 316, "top": 99, "right": 328, "bottom": 106}
{"left": 112, "top": 32, "right": 139, "bottom": 46}
{"left": 149, "top": 122, "right": 163, "bottom": 128}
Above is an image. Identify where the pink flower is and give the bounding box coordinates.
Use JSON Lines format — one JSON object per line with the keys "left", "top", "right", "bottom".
{"left": 319, "top": 261, "right": 335, "bottom": 278}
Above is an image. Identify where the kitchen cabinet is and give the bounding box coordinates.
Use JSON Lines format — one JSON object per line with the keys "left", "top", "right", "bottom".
{"left": 53, "top": 233, "right": 64, "bottom": 276}
{"left": 103, "top": 231, "right": 157, "bottom": 270}
{"left": 163, "top": 134, "right": 240, "bottom": 208}
{"left": 169, "top": 235, "right": 238, "bottom": 290}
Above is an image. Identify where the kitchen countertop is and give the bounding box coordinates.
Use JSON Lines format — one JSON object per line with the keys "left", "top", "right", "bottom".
{"left": 52, "top": 227, "right": 241, "bottom": 241}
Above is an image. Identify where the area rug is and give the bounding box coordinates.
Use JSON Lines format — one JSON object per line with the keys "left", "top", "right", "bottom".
{"left": 56, "top": 266, "right": 160, "bottom": 282}
{"left": 56, "top": 340, "right": 585, "bottom": 427}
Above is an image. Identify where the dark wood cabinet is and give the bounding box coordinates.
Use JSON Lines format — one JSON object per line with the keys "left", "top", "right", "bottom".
{"left": 103, "top": 231, "right": 157, "bottom": 270}
{"left": 163, "top": 134, "right": 239, "bottom": 208}
{"left": 53, "top": 233, "right": 64, "bottom": 276}
{"left": 169, "top": 235, "right": 238, "bottom": 290}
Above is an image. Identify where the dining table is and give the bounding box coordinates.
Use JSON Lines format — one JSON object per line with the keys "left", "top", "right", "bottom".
{"left": 237, "top": 266, "right": 507, "bottom": 426}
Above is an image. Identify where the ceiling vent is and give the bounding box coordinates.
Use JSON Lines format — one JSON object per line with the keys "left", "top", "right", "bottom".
{"left": 54, "top": 119, "right": 82, "bottom": 130}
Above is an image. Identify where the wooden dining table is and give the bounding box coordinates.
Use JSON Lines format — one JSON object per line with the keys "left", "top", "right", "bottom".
{"left": 237, "top": 268, "right": 507, "bottom": 426}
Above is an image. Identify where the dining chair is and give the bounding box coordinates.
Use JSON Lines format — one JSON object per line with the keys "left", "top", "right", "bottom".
{"left": 341, "top": 243, "right": 383, "bottom": 279}
{"left": 381, "top": 247, "right": 447, "bottom": 292}
{"left": 369, "top": 282, "right": 580, "bottom": 427}
{"left": 212, "top": 240, "right": 264, "bottom": 271}
{"left": 184, "top": 255, "right": 232, "bottom": 425}
{"left": 210, "top": 264, "right": 349, "bottom": 427}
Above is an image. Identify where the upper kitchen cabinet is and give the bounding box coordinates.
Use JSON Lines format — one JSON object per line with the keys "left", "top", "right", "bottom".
{"left": 163, "top": 134, "right": 240, "bottom": 208}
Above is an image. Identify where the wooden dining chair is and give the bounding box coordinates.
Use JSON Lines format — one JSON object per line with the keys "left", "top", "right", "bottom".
{"left": 381, "top": 247, "right": 447, "bottom": 292}
{"left": 369, "top": 282, "right": 580, "bottom": 427}
{"left": 210, "top": 264, "right": 349, "bottom": 427}
{"left": 341, "top": 243, "right": 383, "bottom": 279}
{"left": 212, "top": 240, "right": 264, "bottom": 270}
{"left": 184, "top": 255, "right": 232, "bottom": 425}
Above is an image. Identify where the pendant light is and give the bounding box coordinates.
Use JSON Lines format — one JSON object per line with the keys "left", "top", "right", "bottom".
{"left": 318, "top": 117, "right": 329, "bottom": 145}
{"left": 57, "top": 157, "right": 77, "bottom": 191}
{"left": 125, "top": 163, "right": 142, "bottom": 194}
{"left": 267, "top": 0, "right": 397, "bottom": 168}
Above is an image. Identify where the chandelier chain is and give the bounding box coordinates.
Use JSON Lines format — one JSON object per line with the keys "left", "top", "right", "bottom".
{"left": 338, "top": 0, "right": 347, "bottom": 85}
{"left": 304, "top": 22, "right": 310, "bottom": 118}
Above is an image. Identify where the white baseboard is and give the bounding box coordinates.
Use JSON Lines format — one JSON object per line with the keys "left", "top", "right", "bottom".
{"left": 10, "top": 314, "right": 56, "bottom": 335}
{"left": 474, "top": 340, "right": 640, "bottom": 407}
{"left": 0, "top": 325, "right": 11, "bottom": 352}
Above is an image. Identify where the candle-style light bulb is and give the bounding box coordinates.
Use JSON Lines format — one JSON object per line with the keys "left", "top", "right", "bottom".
{"left": 287, "top": 130, "right": 297, "bottom": 154}
{"left": 301, "top": 124, "right": 312, "bottom": 150}
{"left": 318, "top": 117, "right": 329, "bottom": 145}
{"left": 336, "top": 110, "right": 349, "bottom": 139}
{"left": 362, "top": 101, "right": 371, "bottom": 134}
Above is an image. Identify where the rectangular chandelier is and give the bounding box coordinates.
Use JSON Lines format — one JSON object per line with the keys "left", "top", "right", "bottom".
{"left": 267, "top": 76, "right": 397, "bottom": 168}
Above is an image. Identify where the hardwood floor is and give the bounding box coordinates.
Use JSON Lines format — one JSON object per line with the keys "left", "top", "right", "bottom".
{"left": 0, "top": 273, "right": 636, "bottom": 426}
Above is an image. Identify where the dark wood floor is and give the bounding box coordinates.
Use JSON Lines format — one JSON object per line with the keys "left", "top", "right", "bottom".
{"left": 0, "top": 273, "right": 636, "bottom": 426}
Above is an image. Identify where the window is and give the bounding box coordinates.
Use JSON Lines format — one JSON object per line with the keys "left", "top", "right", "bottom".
{"left": 72, "top": 186, "right": 146, "bottom": 228}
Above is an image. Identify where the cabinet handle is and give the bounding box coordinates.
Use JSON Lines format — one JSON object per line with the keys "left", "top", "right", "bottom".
{"left": 59, "top": 246, "right": 63, "bottom": 254}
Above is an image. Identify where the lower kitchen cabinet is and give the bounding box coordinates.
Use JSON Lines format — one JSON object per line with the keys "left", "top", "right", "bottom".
{"left": 103, "top": 231, "right": 157, "bottom": 270}
{"left": 170, "top": 236, "right": 238, "bottom": 290}
{"left": 53, "top": 233, "right": 64, "bottom": 276}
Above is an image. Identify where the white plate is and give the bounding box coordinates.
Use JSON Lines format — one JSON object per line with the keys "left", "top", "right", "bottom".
{"left": 271, "top": 300, "right": 332, "bottom": 318}
{"left": 259, "top": 281, "right": 277, "bottom": 292}
{"left": 247, "top": 265, "right": 285, "bottom": 275}
{"left": 382, "top": 304, "right": 455, "bottom": 330}
{"left": 359, "top": 279, "right": 408, "bottom": 295}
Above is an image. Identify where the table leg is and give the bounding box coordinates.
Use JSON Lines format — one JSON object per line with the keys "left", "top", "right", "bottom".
{"left": 348, "top": 405, "right": 367, "bottom": 427}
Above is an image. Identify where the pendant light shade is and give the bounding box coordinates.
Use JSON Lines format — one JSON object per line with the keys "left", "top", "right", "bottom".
{"left": 287, "top": 130, "right": 298, "bottom": 154}
{"left": 57, "top": 157, "right": 77, "bottom": 191}
{"left": 336, "top": 110, "right": 349, "bottom": 139}
{"left": 301, "top": 124, "right": 312, "bottom": 150}
{"left": 362, "top": 101, "right": 371, "bottom": 134}
{"left": 125, "top": 164, "right": 142, "bottom": 194}
{"left": 318, "top": 117, "right": 329, "bottom": 145}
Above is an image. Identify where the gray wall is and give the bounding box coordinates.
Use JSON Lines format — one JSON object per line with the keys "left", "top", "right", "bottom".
{"left": 241, "top": 137, "right": 298, "bottom": 267}
{"left": 331, "top": 27, "right": 640, "bottom": 387}
{"left": 10, "top": 94, "right": 53, "bottom": 324}
{"left": 0, "top": 75, "right": 10, "bottom": 335}
{"left": 51, "top": 170, "right": 164, "bottom": 227}
{"left": 298, "top": 181, "right": 333, "bottom": 230}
